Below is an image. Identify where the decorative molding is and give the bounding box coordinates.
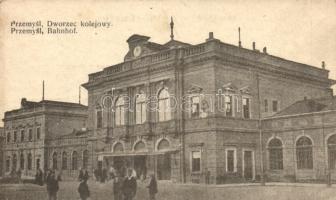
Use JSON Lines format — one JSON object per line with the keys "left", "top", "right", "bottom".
{"left": 240, "top": 86, "right": 251, "bottom": 95}
{"left": 222, "top": 82, "right": 238, "bottom": 93}
{"left": 187, "top": 85, "right": 203, "bottom": 94}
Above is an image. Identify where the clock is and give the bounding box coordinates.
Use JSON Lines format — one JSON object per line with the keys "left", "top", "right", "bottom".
{"left": 133, "top": 46, "right": 142, "bottom": 57}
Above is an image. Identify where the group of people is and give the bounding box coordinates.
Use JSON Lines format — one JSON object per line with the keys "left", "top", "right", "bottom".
{"left": 112, "top": 168, "right": 158, "bottom": 200}
{"left": 32, "top": 166, "right": 158, "bottom": 200}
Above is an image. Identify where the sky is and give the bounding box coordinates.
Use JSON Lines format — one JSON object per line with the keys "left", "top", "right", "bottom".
{"left": 0, "top": 0, "right": 336, "bottom": 126}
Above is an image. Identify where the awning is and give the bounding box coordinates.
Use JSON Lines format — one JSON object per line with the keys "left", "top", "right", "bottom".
{"left": 97, "top": 148, "right": 179, "bottom": 158}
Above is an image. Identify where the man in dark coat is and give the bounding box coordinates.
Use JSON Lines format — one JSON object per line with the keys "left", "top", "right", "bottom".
{"left": 78, "top": 168, "right": 84, "bottom": 181}
{"left": 113, "top": 176, "right": 123, "bottom": 200}
{"left": 35, "top": 168, "right": 44, "bottom": 186}
{"left": 147, "top": 174, "right": 158, "bottom": 200}
{"left": 101, "top": 167, "right": 107, "bottom": 183}
{"left": 78, "top": 177, "right": 90, "bottom": 200}
{"left": 46, "top": 170, "right": 59, "bottom": 200}
{"left": 122, "top": 169, "right": 137, "bottom": 200}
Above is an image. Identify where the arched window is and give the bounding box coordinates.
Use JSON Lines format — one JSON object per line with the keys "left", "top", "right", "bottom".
{"left": 113, "top": 143, "right": 124, "bottom": 152}
{"left": 157, "top": 139, "right": 170, "bottom": 151}
{"left": 328, "top": 135, "right": 336, "bottom": 169}
{"left": 83, "top": 150, "right": 89, "bottom": 169}
{"left": 72, "top": 151, "right": 78, "bottom": 170}
{"left": 115, "top": 97, "right": 125, "bottom": 126}
{"left": 52, "top": 152, "right": 58, "bottom": 170}
{"left": 20, "top": 153, "right": 24, "bottom": 169}
{"left": 296, "top": 136, "right": 313, "bottom": 169}
{"left": 136, "top": 93, "right": 147, "bottom": 124}
{"left": 62, "top": 152, "right": 68, "bottom": 170}
{"left": 27, "top": 153, "right": 32, "bottom": 170}
{"left": 158, "top": 88, "right": 171, "bottom": 122}
{"left": 12, "top": 154, "right": 17, "bottom": 170}
{"left": 268, "top": 138, "right": 283, "bottom": 170}
{"left": 134, "top": 141, "right": 146, "bottom": 152}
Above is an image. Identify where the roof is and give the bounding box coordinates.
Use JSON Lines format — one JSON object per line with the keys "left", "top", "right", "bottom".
{"left": 126, "top": 34, "right": 150, "bottom": 43}
{"left": 5, "top": 98, "right": 87, "bottom": 114}
{"left": 147, "top": 42, "right": 168, "bottom": 51}
{"left": 163, "top": 39, "right": 191, "bottom": 48}
{"left": 273, "top": 96, "right": 336, "bottom": 117}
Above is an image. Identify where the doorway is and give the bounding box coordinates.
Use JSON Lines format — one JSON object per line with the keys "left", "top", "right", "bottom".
{"left": 157, "top": 154, "right": 171, "bottom": 180}
{"left": 243, "top": 150, "right": 254, "bottom": 180}
{"left": 134, "top": 156, "right": 147, "bottom": 179}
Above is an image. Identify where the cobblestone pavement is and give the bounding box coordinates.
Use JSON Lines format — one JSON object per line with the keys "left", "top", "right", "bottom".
{"left": 1, "top": 180, "right": 336, "bottom": 200}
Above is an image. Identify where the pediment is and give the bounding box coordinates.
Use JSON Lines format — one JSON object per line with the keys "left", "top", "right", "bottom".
{"left": 240, "top": 86, "right": 251, "bottom": 94}
{"left": 222, "top": 82, "right": 238, "bottom": 92}
{"left": 187, "top": 85, "right": 203, "bottom": 94}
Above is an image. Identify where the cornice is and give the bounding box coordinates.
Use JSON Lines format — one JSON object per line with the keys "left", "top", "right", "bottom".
{"left": 3, "top": 111, "right": 87, "bottom": 122}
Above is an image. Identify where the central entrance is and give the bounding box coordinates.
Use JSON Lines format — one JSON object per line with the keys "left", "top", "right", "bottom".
{"left": 157, "top": 154, "right": 171, "bottom": 180}
{"left": 134, "top": 155, "right": 147, "bottom": 179}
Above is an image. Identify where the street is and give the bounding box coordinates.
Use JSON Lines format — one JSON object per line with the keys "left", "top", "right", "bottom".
{"left": 1, "top": 180, "right": 336, "bottom": 200}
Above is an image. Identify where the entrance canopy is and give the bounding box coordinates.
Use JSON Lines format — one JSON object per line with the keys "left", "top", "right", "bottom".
{"left": 97, "top": 149, "right": 179, "bottom": 160}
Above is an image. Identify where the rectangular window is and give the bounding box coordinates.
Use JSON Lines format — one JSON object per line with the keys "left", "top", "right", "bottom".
{"left": 264, "top": 99, "right": 268, "bottom": 112}
{"left": 6, "top": 132, "right": 10, "bottom": 143}
{"left": 13, "top": 131, "right": 17, "bottom": 143}
{"left": 20, "top": 130, "right": 25, "bottom": 142}
{"left": 235, "top": 97, "right": 239, "bottom": 113}
{"left": 116, "top": 106, "right": 125, "bottom": 126}
{"left": 243, "top": 97, "right": 250, "bottom": 119}
{"left": 191, "top": 96, "right": 200, "bottom": 118}
{"left": 36, "top": 127, "right": 41, "bottom": 140}
{"left": 225, "top": 96, "right": 233, "bottom": 117}
{"left": 191, "top": 151, "right": 201, "bottom": 172}
{"left": 272, "top": 100, "right": 278, "bottom": 112}
{"left": 6, "top": 159, "right": 10, "bottom": 172}
{"left": 136, "top": 94, "right": 147, "bottom": 124}
{"left": 226, "top": 148, "right": 237, "bottom": 172}
{"left": 28, "top": 129, "right": 33, "bottom": 141}
{"left": 96, "top": 110, "right": 103, "bottom": 128}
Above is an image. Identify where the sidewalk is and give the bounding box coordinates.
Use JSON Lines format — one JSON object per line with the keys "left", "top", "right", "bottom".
{"left": 159, "top": 181, "right": 334, "bottom": 188}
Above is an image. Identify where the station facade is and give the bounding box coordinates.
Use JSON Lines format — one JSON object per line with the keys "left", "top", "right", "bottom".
{"left": 82, "top": 28, "right": 335, "bottom": 183}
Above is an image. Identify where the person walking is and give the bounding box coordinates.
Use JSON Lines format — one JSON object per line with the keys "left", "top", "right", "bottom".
{"left": 78, "top": 168, "right": 84, "bottom": 181}
{"left": 93, "top": 168, "right": 99, "bottom": 182}
{"left": 46, "top": 170, "right": 59, "bottom": 200}
{"left": 78, "top": 177, "right": 90, "bottom": 200}
{"left": 35, "top": 168, "right": 44, "bottom": 186}
{"left": 122, "top": 168, "right": 137, "bottom": 200}
{"left": 16, "top": 169, "right": 22, "bottom": 184}
{"left": 101, "top": 167, "right": 107, "bottom": 183}
{"left": 109, "top": 165, "right": 116, "bottom": 180}
{"left": 147, "top": 174, "right": 158, "bottom": 200}
{"left": 113, "top": 176, "right": 123, "bottom": 200}
{"left": 83, "top": 169, "right": 89, "bottom": 181}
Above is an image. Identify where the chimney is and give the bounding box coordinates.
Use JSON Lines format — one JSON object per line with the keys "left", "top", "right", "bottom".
{"left": 206, "top": 32, "right": 214, "bottom": 41}
{"left": 252, "top": 42, "right": 256, "bottom": 50}
{"left": 21, "top": 98, "right": 27, "bottom": 107}
{"left": 322, "top": 61, "right": 326, "bottom": 69}
{"left": 263, "top": 47, "right": 267, "bottom": 54}
{"left": 304, "top": 96, "right": 307, "bottom": 100}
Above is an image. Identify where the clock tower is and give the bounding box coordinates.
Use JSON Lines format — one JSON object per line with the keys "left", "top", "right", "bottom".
{"left": 126, "top": 34, "right": 150, "bottom": 58}
{"left": 124, "top": 34, "right": 168, "bottom": 61}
